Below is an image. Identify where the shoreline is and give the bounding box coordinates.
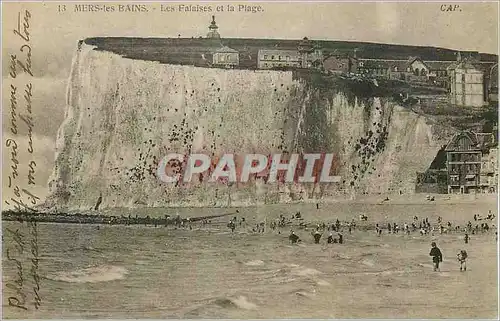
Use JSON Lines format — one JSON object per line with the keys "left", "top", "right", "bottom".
{"left": 31, "top": 192, "right": 498, "bottom": 212}
{"left": 3, "top": 193, "right": 496, "bottom": 226}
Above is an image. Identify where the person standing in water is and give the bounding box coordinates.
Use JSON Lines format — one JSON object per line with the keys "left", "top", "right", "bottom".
{"left": 228, "top": 220, "right": 236, "bottom": 232}
{"left": 327, "top": 233, "right": 334, "bottom": 244}
{"left": 289, "top": 231, "right": 300, "bottom": 244}
{"left": 429, "top": 242, "right": 443, "bottom": 271}
{"left": 313, "top": 230, "right": 322, "bottom": 244}
{"left": 457, "top": 249, "right": 468, "bottom": 271}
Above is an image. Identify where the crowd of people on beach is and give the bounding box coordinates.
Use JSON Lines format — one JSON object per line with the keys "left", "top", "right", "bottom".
{"left": 221, "top": 206, "right": 497, "bottom": 273}
{"left": 5, "top": 200, "right": 496, "bottom": 273}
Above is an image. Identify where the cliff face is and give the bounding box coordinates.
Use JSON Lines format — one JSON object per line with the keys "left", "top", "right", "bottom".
{"left": 45, "top": 43, "right": 454, "bottom": 211}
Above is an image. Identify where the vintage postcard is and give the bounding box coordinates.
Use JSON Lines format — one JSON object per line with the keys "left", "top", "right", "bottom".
{"left": 1, "top": 0, "right": 499, "bottom": 319}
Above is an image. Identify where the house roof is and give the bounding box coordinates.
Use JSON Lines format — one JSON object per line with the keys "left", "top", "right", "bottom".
{"left": 407, "top": 56, "right": 432, "bottom": 69}
{"left": 406, "top": 56, "right": 422, "bottom": 66}
{"left": 445, "top": 131, "right": 495, "bottom": 151}
{"left": 476, "top": 133, "right": 495, "bottom": 148}
{"left": 445, "top": 131, "right": 478, "bottom": 151}
{"left": 258, "top": 49, "right": 299, "bottom": 56}
{"left": 356, "top": 58, "right": 492, "bottom": 72}
{"left": 358, "top": 59, "right": 410, "bottom": 70}
{"left": 212, "top": 45, "right": 238, "bottom": 53}
{"left": 447, "top": 59, "right": 496, "bottom": 73}
{"left": 473, "top": 62, "right": 497, "bottom": 72}
{"left": 425, "top": 61, "right": 455, "bottom": 71}
{"left": 457, "top": 60, "right": 479, "bottom": 70}
{"left": 323, "top": 54, "right": 352, "bottom": 62}
{"left": 489, "top": 63, "right": 498, "bottom": 87}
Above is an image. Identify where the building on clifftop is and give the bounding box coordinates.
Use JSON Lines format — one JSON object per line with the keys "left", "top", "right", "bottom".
{"left": 297, "top": 37, "right": 323, "bottom": 69}
{"left": 206, "top": 16, "right": 220, "bottom": 39}
{"left": 257, "top": 49, "right": 300, "bottom": 69}
{"left": 323, "top": 55, "right": 358, "bottom": 74}
{"left": 488, "top": 63, "right": 498, "bottom": 102}
{"left": 449, "top": 54, "right": 486, "bottom": 107}
{"left": 212, "top": 45, "right": 239, "bottom": 68}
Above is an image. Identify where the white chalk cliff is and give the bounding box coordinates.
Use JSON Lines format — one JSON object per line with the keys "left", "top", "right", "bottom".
{"left": 44, "top": 43, "right": 454, "bottom": 211}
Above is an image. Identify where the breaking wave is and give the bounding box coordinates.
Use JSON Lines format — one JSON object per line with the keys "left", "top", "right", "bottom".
{"left": 46, "top": 265, "right": 128, "bottom": 283}
{"left": 290, "top": 266, "right": 323, "bottom": 277}
{"left": 316, "top": 279, "right": 331, "bottom": 286}
{"left": 244, "top": 260, "right": 265, "bottom": 266}
{"left": 213, "top": 296, "right": 257, "bottom": 310}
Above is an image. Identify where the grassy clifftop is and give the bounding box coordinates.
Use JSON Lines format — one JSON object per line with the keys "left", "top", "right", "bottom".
{"left": 83, "top": 37, "right": 498, "bottom": 68}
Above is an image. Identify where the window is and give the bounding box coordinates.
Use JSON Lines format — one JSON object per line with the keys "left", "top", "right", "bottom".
{"left": 286, "top": 56, "right": 290, "bottom": 61}
{"left": 264, "top": 55, "right": 268, "bottom": 60}
{"left": 462, "top": 74, "right": 465, "bottom": 82}
{"left": 279, "top": 56, "right": 282, "bottom": 61}
{"left": 220, "top": 55, "right": 225, "bottom": 62}
{"left": 271, "top": 55, "right": 275, "bottom": 60}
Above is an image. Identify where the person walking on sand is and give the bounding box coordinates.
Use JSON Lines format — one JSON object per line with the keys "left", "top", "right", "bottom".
{"left": 457, "top": 249, "right": 468, "bottom": 271}
{"left": 429, "top": 242, "right": 443, "bottom": 272}
{"left": 464, "top": 233, "right": 469, "bottom": 244}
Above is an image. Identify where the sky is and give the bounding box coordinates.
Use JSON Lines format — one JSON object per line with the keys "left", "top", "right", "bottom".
{"left": 1, "top": 1, "right": 498, "bottom": 78}
{"left": 1, "top": 1, "right": 499, "bottom": 204}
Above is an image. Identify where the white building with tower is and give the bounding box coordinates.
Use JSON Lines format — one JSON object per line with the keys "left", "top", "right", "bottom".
{"left": 206, "top": 16, "right": 220, "bottom": 39}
